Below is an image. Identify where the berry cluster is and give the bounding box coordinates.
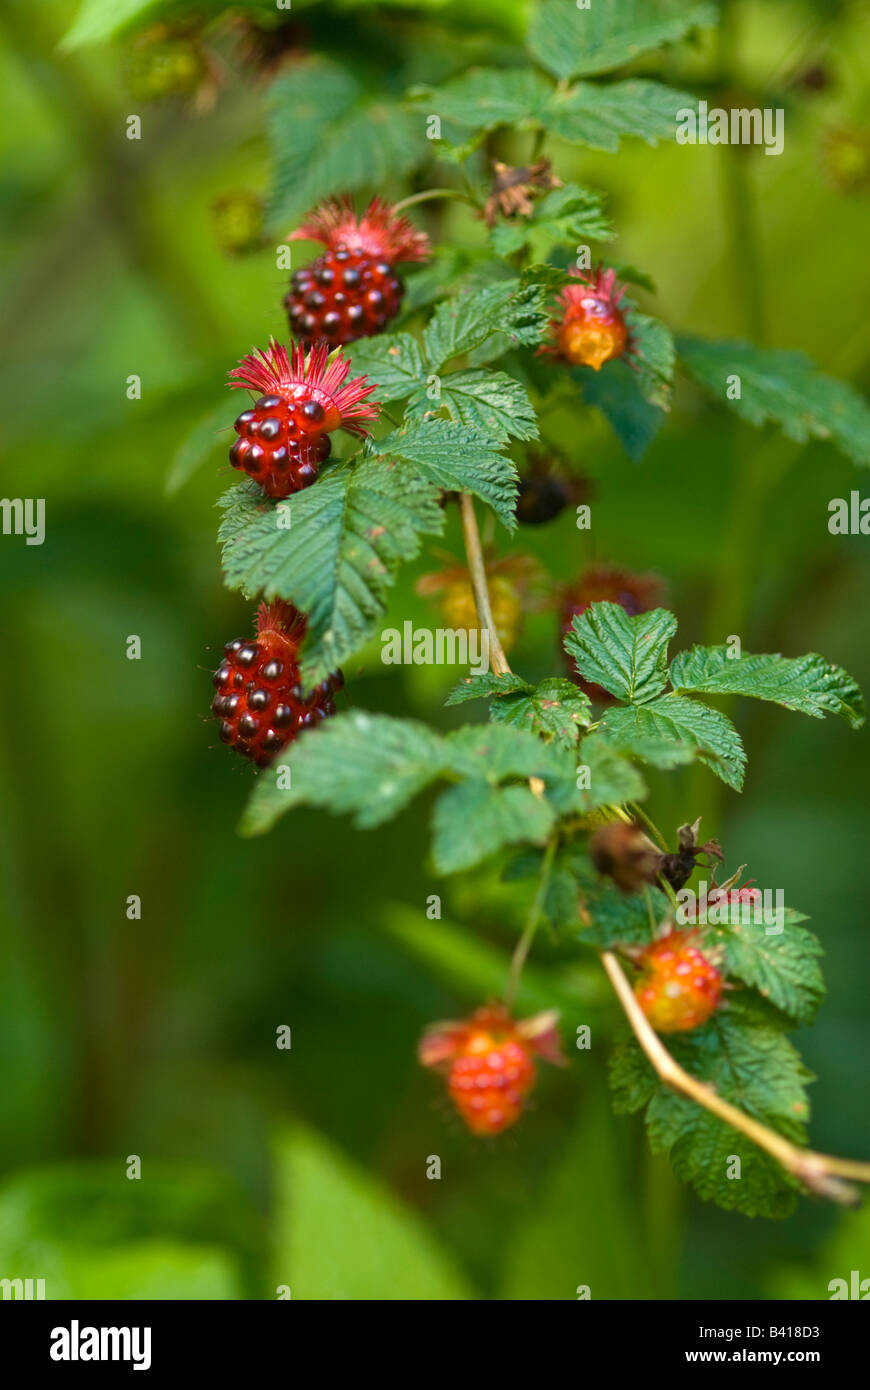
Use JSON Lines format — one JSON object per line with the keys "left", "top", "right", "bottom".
{"left": 211, "top": 602, "right": 341, "bottom": 767}
{"left": 285, "top": 197, "right": 430, "bottom": 346}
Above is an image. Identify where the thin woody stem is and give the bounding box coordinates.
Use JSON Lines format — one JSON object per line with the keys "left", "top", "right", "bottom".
{"left": 456, "top": 492, "right": 870, "bottom": 1204}
{"left": 459, "top": 493, "right": 511, "bottom": 677}
{"left": 505, "top": 836, "right": 558, "bottom": 1011}
{"left": 600, "top": 949, "right": 870, "bottom": 1204}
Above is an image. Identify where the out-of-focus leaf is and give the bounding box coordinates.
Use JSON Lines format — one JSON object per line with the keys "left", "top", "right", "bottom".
{"left": 271, "top": 1126, "right": 474, "bottom": 1300}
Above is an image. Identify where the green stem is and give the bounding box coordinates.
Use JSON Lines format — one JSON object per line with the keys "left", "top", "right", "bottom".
{"left": 505, "top": 836, "right": 558, "bottom": 1010}
{"left": 628, "top": 801, "right": 668, "bottom": 850}
{"left": 392, "top": 187, "right": 473, "bottom": 213}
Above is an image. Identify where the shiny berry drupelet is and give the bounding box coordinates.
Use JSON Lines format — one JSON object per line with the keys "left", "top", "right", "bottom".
{"left": 447, "top": 1033, "right": 537, "bottom": 1137}
{"left": 419, "top": 1005, "right": 565, "bottom": 1138}
{"left": 284, "top": 197, "right": 430, "bottom": 347}
{"left": 229, "top": 391, "right": 332, "bottom": 498}
{"left": 211, "top": 602, "right": 341, "bottom": 767}
{"left": 286, "top": 250, "right": 405, "bottom": 346}
{"left": 228, "top": 339, "right": 378, "bottom": 500}
{"left": 635, "top": 930, "right": 724, "bottom": 1034}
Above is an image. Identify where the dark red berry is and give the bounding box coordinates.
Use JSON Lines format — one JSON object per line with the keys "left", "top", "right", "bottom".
{"left": 211, "top": 601, "right": 341, "bottom": 767}
{"left": 516, "top": 473, "right": 571, "bottom": 525}
{"left": 285, "top": 198, "right": 430, "bottom": 346}
{"left": 228, "top": 340, "right": 378, "bottom": 500}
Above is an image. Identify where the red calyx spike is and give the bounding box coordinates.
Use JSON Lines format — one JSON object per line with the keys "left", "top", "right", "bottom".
{"left": 284, "top": 196, "right": 430, "bottom": 346}
{"left": 211, "top": 600, "right": 342, "bottom": 767}
{"left": 228, "top": 338, "right": 378, "bottom": 499}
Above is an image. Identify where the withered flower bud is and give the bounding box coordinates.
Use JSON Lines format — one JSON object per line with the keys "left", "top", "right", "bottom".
{"left": 657, "top": 818, "right": 723, "bottom": 892}
{"left": 590, "top": 817, "right": 724, "bottom": 895}
{"left": 590, "top": 822, "right": 662, "bottom": 894}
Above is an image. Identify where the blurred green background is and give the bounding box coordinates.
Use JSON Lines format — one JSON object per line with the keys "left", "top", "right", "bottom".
{"left": 0, "top": 0, "right": 868, "bottom": 1299}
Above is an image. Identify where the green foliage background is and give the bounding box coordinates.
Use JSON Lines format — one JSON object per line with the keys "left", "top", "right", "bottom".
{"left": 0, "top": 0, "right": 869, "bottom": 1298}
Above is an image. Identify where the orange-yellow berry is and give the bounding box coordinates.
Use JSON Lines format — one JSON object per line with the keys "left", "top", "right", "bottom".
{"left": 549, "top": 267, "right": 629, "bottom": 370}
{"left": 419, "top": 1004, "right": 564, "bottom": 1137}
{"left": 635, "top": 930, "right": 723, "bottom": 1034}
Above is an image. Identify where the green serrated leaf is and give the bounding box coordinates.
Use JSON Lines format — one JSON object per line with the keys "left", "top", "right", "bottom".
{"left": 670, "top": 646, "right": 866, "bottom": 728}
{"left": 714, "top": 917, "right": 825, "bottom": 1025}
{"left": 369, "top": 420, "right": 519, "bottom": 529}
{"left": 408, "top": 370, "right": 538, "bottom": 444}
{"left": 344, "top": 333, "right": 426, "bottom": 402}
{"left": 489, "top": 183, "right": 614, "bottom": 258}
{"left": 241, "top": 710, "right": 451, "bottom": 837}
{"left": 431, "top": 780, "right": 555, "bottom": 873}
{"left": 677, "top": 336, "right": 870, "bottom": 466}
{"left": 547, "top": 81, "right": 703, "bottom": 152}
{"left": 579, "top": 884, "right": 670, "bottom": 948}
{"left": 566, "top": 730, "right": 648, "bottom": 813}
{"left": 267, "top": 60, "right": 423, "bottom": 227}
{"left": 575, "top": 360, "right": 666, "bottom": 461}
{"left": 610, "top": 1004, "right": 813, "bottom": 1218}
{"left": 413, "top": 66, "right": 552, "bottom": 132}
{"left": 489, "top": 678, "right": 593, "bottom": 750}
{"left": 421, "top": 63, "right": 703, "bottom": 156}
{"left": 527, "top": 0, "right": 718, "bottom": 81}
{"left": 218, "top": 459, "right": 444, "bottom": 684}
{"left": 565, "top": 603, "right": 677, "bottom": 704}
{"left": 445, "top": 673, "right": 533, "bottom": 705}
{"left": 444, "top": 721, "right": 567, "bottom": 784}
{"left": 423, "top": 279, "right": 548, "bottom": 370}
{"left": 626, "top": 310, "right": 676, "bottom": 410}
{"left": 598, "top": 695, "right": 746, "bottom": 791}
{"left": 166, "top": 400, "right": 233, "bottom": 495}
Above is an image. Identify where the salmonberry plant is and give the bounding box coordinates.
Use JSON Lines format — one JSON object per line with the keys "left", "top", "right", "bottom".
{"left": 71, "top": 0, "right": 870, "bottom": 1219}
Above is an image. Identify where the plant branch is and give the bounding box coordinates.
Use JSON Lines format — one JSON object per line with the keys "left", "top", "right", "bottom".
{"left": 392, "top": 187, "right": 473, "bottom": 213}
{"left": 600, "top": 949, "right": 870, "bottom": 1205}
{"left": 458, "top": 493, "right": 511, "bottom": 677}
{"left": 505, "top": 837, "right": 558, "bottom": 1011}
{"left": 456, "top": 497, "right": 870, "bottom": 1206}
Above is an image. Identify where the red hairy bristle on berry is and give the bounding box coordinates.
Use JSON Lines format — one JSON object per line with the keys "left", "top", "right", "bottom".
{"left": 227, "top": 338, "right": 378, "bottom": 499}
{"left": 419, "top": 1005, "right": 565, "bottom": 1136}
{"left": 284, "top": 196, "right": 430, "bottom": 347}
{"left": 211, "top": 600, "right": 342, "bottom": 767}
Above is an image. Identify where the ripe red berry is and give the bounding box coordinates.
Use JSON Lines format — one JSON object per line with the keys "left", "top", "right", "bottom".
{"left": 635, "top": 930, "right": 724, "bottom": 1034}
{"left": 284, "top": 197, "right": 430, "bottom": 346}
{"left": 228, "top": 339, "right": 378, "bottom": 499}
{"left": 561, "top": 564, "right": 665, "bottom": 702}
{"left": 545, "top": 266, "right": 630, "bottom": 370}
{"left": 419, "top": 1005, "right": 564, "bottom": 1137}
{"left": 211, "top": 600, "right": 341, "bottom": 767}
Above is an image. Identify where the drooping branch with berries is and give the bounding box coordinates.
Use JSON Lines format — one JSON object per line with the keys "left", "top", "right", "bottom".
{"left": 92, "top": 0, "right": 870, "bottom": 1218}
